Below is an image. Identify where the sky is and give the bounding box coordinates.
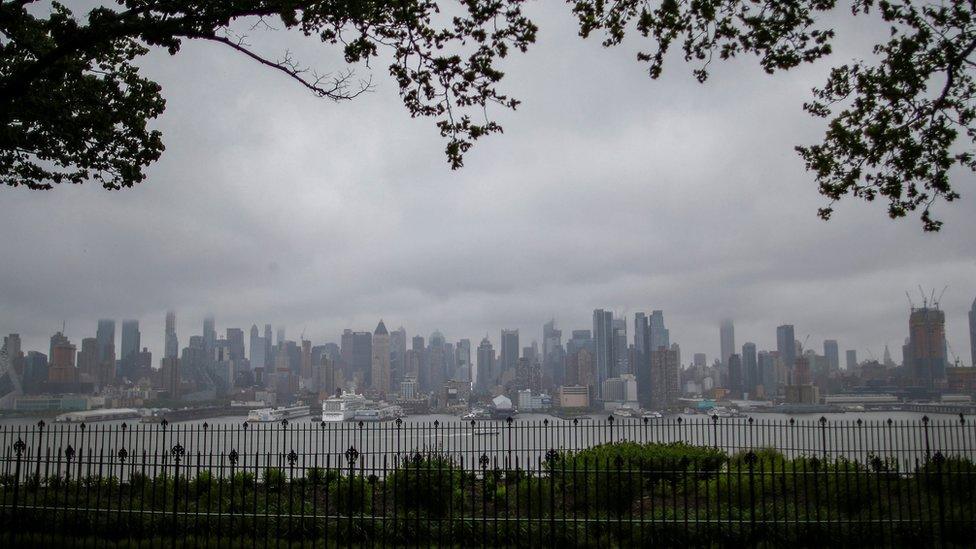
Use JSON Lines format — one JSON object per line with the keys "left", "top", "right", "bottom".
{"left": 2, "top": 2, "right": 975, "bottom": 366}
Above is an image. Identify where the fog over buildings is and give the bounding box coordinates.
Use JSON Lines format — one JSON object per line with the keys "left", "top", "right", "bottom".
{"left": 0, "top": 2, "right": 974, "bottom": 363}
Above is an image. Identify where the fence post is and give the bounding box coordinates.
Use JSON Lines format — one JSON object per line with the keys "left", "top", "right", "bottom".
{"left": 922, "top": 416, "right": 931, "bottom": 460}
{"left": 171, "top": 442, "right": 185, "bottom": 549}
{"left": 819, "top": 417, "right": 828, "bottom": 460}
{"left": 11, "top": 438, "right": 25, "bottom": 544}
{"left": 608, "top": 414, "right": 615, "bottom": 444}
{"left": 344, "top": 445, "right": 359, "bottom": 542}
{"left": 933, "top": 451, "right": 946, "bottom": 545}
{"left": 711, "top": 414, "right": 719, "bottom": 450}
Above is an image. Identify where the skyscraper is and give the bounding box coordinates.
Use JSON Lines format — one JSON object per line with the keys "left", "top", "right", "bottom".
{"left": 371, "top": 320, "right": 391, "bottom": 394}
{"left": 476, "top": 337, "right": 495, "bottom": 393}
{"left": 741, "top": 342, "right": 757, "bottom": 396}
{"left": 611, "top": 317, "right": 628, "bottom": 377}
{"left": 906, "top": 305, "right": 948, "bottom": 388}
{"left": 226, "top": 328, "right": 245, "bottom": 363}
{"left": 456, "top": 338, "right": 472, "bottom": 382}
{"left": 719, "top": 319, "right": 735, "bottom": 368}
{"left": 391, "top": 326, "right": 407, "bottom": 385}
{"left": 727, "top": 353, "right": 743, "bottom": 398}
{"left": 649, "top": 346, "right": 679, "bottom": 409}
{"left": 165, "top": 311, "right": 179, "bottom": 360}
{"left": 776, "top": 325, "right": 797, "bottom": 377}
{"left": 648, "top": 310, "right": 669, "bottom": 350}
{"left": 592, "top": 309, "right": 614, "bottom": 392}
{"left": 634, "top": 313, "right": 651, "bottom": 407}
{"left": 96, "top": 319, "right": 115, "bottom": 365}
{"left": 500, "top": 329, "right": 519, "bottom": 380}
{"left": 203, "top": 315, "right": 216, "bottom": 361}
{"left": 969, "top": 297, "right": 976, "bottom": 367}
{"left": 845, "top": 349, "right": 857, "bottom": 370}
{"left": 264, "top": 324, "right": 274, "bottom": 366}
{"left": 249, "top": 325, "right": 266, "bottom": 370}
{"left": 120, "top": 320, "right": 140, "bottom": 361}
{"left": 823, "top": 339, "right": 839, "bottom": 371}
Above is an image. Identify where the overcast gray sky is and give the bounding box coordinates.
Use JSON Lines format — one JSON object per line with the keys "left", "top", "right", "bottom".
{"left": 2, "top": 2, "right": 975, "bottom": 365}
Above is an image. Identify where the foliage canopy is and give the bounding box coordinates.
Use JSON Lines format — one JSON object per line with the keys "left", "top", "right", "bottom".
{"left": 3, "top": 1, "right": 975, "bottom": 230}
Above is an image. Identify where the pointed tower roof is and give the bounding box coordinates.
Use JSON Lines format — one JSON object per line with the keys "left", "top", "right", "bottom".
{"left": 374, "top": 320, "right": 388, "bottom": 336}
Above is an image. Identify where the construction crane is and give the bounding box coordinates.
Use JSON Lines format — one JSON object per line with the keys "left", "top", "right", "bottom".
{"left": 934, "top": 285, "right": 948, "bottom": 309}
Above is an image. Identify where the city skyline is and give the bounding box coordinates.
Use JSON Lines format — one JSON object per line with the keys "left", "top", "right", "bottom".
{"left": 4, "top": 292, "right": 976, "bottom": 371}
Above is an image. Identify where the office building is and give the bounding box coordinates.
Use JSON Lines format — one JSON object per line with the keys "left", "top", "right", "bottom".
{"left": 371, "top": 320, "right": 391, "bottom": 394}
{"left": 592, "top": 309, "right": 614, "bottom": 392}
{"left": 720, "top": 319, "right": 735, "bottom": 368}
{"left": 823, "top": 339, "right": 839, "bottom": 371}
{"left": 906, "top": 305, "right": 948, "bottom": 388}
{"left": 776, "top": 325, "right": 797, "bottom": 376}
{"left": 476, "top": 337, "right": 495, "bottom": 393}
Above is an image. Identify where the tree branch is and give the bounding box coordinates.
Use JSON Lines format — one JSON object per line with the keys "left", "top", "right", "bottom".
{"left": 199, "top": 34, "right": 372, "bottom": 101}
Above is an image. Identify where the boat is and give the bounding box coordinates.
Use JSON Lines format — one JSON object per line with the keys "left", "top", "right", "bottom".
{"left": 321, "top": 392, "right": 368, "bottom": 422}
{"left": 353, "top": 403, "right": 404, "bottom": 422}
{"left": 641, "top": 410, "right": 663, "bottom": 419}
{"left": 55, "top": 408, "right": 140, "bottom": 423}
{"left": 473, "top": 426, "right": 499, "bottom": 436}
{"left": 247, "top": 404, "right": 311, "bottom": 423}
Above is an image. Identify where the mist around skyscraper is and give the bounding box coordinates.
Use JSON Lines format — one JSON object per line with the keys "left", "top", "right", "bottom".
{"left": 2, "top": 291, "right": 975, "bottom": 415}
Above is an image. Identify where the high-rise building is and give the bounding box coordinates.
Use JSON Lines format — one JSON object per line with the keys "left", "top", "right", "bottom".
{"left": 845, "top": 349, "right": 857, "bottom": 370}
{"left": 500, "top": 329, "right": 519, "bottom": 380}
{"left": 693, "top": 353, "right": 706, "bottom": 368}
{"left": 164, "top": 311, "right": 179, "bottom": 360}
{"left": 758, "top": 351, "right": 777, "bottom": 396}
{"left": 96, "top": 319, "right": 115, "bottom": 364}
{"left": 203, "top": 315, "right": 216, "bottom": 361}
{"left": 906, "top": 305, "right": 948, "bottom": 388}
{"left": 120, "top": 320, "right": 140, "bottom": 361}
{"left": 542, "top": 319, "right": 564, "bottom": 385}
{"left": 391, "top": 326, "right": 407, "bottom": 385}
{"left": 77, "top": 337, "right": 98, "bottom": 379}
{"left": 476, "top": 337, "right": 495, "bottom": 393}
{"left": 226, "top": 328, "right": 245, "bottom": 363}
{"left": 648, "top": 310, "right": 669, "bottom": 350}
{"left": 456, "top": 338, "right": 472, "bottom": 382}
{"left": 969, "top": 297, "right": 976, "bottom": 367}
{"left": 611, "top": 317, "right": 628, "bottom": 378}
{"left": 48, "top": 332, "right": 77, "bottom": 383}
{"left": 634, "top": 313, "right": 651, "bottom": 407}
{"left": 371, "top": 320, "right": 391, "bottom": 394}
{"left": 649, "top": 347, "right": 679, "bottom": 409}
{"left": 823, "top": 340, "right": 839, "bottom": 371}
{"left": 727, "top": 353, "right": 743, "bottom": 397}
{"left": 720, "top": 319, "right": 735, "bottom": 368}
{"left": 300, "top": 338, "right": 312, "bottom": 380}
{"left": 776, "top": 325, "right": 797, "bottom": 376}
{"left": 741, "top": 343, "right": 757, "bottom": 396}
{"left": 249, "top": 325, "right": 266, "bottom": 370}
{"left": 592, "top": 309, "right": 614, "bottom": 392}
{"left": 264, "top": 324, "right": 274, "bottom": 366}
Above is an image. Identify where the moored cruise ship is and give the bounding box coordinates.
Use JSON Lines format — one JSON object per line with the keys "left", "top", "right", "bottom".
{"left": 322, "top": 392, "right": 368, "bottom": 422}
{"left": 247, "top": 404, "right": 311, "bottom": 423}
{"left": 322, "top": 392, "right": 403, "bottom": 422}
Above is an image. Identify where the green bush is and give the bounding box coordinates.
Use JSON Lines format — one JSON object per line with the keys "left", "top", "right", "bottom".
{"left": 386, "top": 454, "right": 466, "bottom": 517}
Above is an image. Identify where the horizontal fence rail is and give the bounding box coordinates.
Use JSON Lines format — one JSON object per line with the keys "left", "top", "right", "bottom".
{"left": 1, "top": 416, "right": 975, "bottom": 546}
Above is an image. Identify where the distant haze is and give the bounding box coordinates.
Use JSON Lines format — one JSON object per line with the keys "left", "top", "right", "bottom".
{"left": 1, "top": 3, "right": 974, "bottom": 363}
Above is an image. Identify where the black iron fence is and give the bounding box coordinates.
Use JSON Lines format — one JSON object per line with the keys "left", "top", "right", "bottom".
{"left": 1, "top": 416, "right": 975, "bottom": 546}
